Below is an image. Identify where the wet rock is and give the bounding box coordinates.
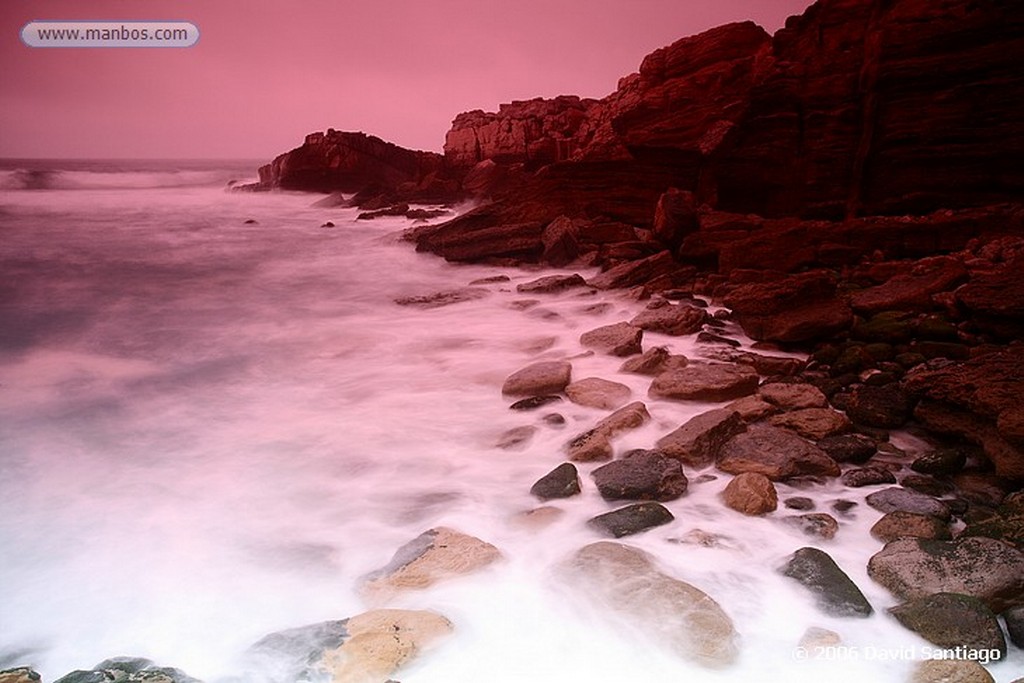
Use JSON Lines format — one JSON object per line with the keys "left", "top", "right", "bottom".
{"left": 592, "top": 449, "right": 688, "bottom": 502}
{"left": 785, "top": 513, "right": 839, "bottom": 540}
{"left": 696, "top": 331, "right": 741, "bottom": 347}
{"left": 726, "top": 394, "right": 778, "bottom": 422}
{"left": 911, "top": 448, "right": 967, "bottom": 476}
{"left": 509, "top": 395, "right": 563, "bottom": 411}
{"left": 844, "top": 384, "right": 913, "bottom": 428}
{"left": 55, "top": 663, "right": 200, "bottom": 683}
{"left": 501, "top": 360, "right": 572, "bottom": 396}
{"left": 516, "top": 273, "right": 587, "bottom": 294}
{"left": 495, "top": 425, "right": 536, "bottom": 450}
{"left": 672, "top": 528, "right": 736, "bottom": 549}
{"left": 579, "top": 322, "right": 643, "bottom": 356}
{"left": 394, "top": 288, "right": 489, "bottom": 309}
{"left": 559, "top": 542, "right": 739, "bottom": 667}
{"left": 587, "top": 502, "right": 675, "bottom": 537}
{"left": 541, "top": 215, "right": 581, "bottom": 266}
{"left": 566, "top": 428, "right": 613, "bottom": 462}
{"left": 759, "top": 383, "right": 828, "bottom": 410}
{"left": 722, "top": 271, "right": 853, "bottom": 344}
{"left": 782, "top": 547, "right": 873, "bottom": 618}
{"left": 362, "top": 527, "right": 501, "bottom": 598}
{"left": 785, "top": 497, "right": 815, "bottom": 511}
{"left": 649, "top": 362, "right": 759, "bottom": 402}
{"left": 865, "top": 487, "right": 952, "bottom": 521}
{"left": 890, "top": 593, "right": 1005, "bottom": 657}
{"left": 867, "top": 537, "right": 1024, "bottom": 611}
{"left": 1004, "top": 605, "right": 1024, "bottom": 649}
{"left": 320, "top": 221, "right": 335, "bottom": 228}
{"left": 593, "top": 401, "right": 652, "bottom": 435}
{"left": 588, "top": 251, "right": 680, "bottom": 290}
{"left": 817, "top": 433, "right": 877, "bottom": 464}
{"left": 798, "top": 627, "right": 841, "bottom": 651}
{"left": 510, "top": 506, "right": 565, "bottom": 529}
{"left": 870, "top": 511, "right": 951, "bottom": 543}
{"left": 832, "top": 500, "right": 858, "bottom": 517}
{"left": 910, "top": 659, "right": 995, "bottom": 683}
{"left": 565, "top": 377, "right": 632, "bottom": 410}
{"left": 619, "top": 346, "right": 682, "bottom": 375}
{"left": 850, "top": 256, "right": 967, "bottom": 315}
{"left": 960, "top": 491, "right": 1024, "bottom": 550}
{"left": 468, "top": 274, "right": 510, "bottom": 285}
{"left": 769, "top": 407, "right": 851, "bottom": 441}
{"left": 655, "top": 408, "right": 746, "bottom": 468}
{"left": 722, "top": 472, "right": 777, "bottom": 515}
{"left": 718, "top": 425, "right": 840, "bottom": 481}
{"left": 630, "top": 303, "right": 707, "bottom": 336}
{"left": 841, "top": 467, "right": 897, "bottom": 488}
{"left": 900, "top": 474, "right": 955, "bottom": 497}
{"left": 530, "top": 463, "right": 581, "bottom": 501}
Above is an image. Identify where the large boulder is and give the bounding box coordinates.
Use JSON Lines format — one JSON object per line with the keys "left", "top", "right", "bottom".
{"left": 649, "top": 363, "right": 759, "bottom": 402}
{"left": 630, "top": 302, "right": 707, "bottom": 336}
{"left": 587, "top": 502, "right": 675, "bottom": 538}
{"left": 592, "top": 449, "right": 688, "bottom": 502}
{"left": 361, "top": 527, "right": 501, "bottom": 599}
{"left": 558, "top": 542, "right": 739, "bottom": 668}
{"left": 717, "top": 425, "right": 840, "bottom": 481}
{"left": 722, "top": 271, "right": 853, "bottom": 343}
{"left": 565, "top": 377, "right": 632, "bottom": 410}
{"left": 721, "top": 472, "right": 777, "bottom": 516}
{"left": 889, "top": 593, "right": 1006, "bottom": 657}
{"left": 867, "top": 537, "right": 1024, "bottom": 611}
{"left": 502, "top": 360, "right": 572, "bottom": 396}
{"left": 849, "top": 256, "right": 967, "bottom": 314}
{"left": 579, "top": 322, "right": 644, "bottom": 356}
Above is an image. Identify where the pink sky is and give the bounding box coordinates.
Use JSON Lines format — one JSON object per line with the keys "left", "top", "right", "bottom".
{"left": 1, "top": 0, "right": 813, "bottom": 159}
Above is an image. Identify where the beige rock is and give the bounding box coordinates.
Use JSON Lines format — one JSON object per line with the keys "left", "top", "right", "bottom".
{"left": 565, "top": 377, "right": 632, "bottom": 410}
{"left": 769, "top": 407, "right": 851, "bottom": 440}
{"left": 501, "top": 360, "right": 572, "bottom": 396}
{"left": 560, "top": 542, "right": 739, "bottom": 668}
{"left": 722, "top": 472, "right": 777, "bottom": 515}
{"left": 362, "top": 527, "right": 501, "bottom": 599}
{"left": 0, "top": 670, "right": 39, "bottom": 683}
{"left": 579, "top": 321, "right": 643, "bottom": 356}
{"left": 510, "top": 506, "right": 565, "bottom": 529}
{"left": 650, "top": 363, "right": 760, "bottom": 402}
{"left": 322, "top": 609, "right": 453, "bottom": 683}
{"left": 798, "top": 626, "right": 842, "bottom": 651}
{"left": 910, "top": 659, "right": 995, "bottom": 683}
{"left": 758, "top": 382, "right": 828, "bottom": 409}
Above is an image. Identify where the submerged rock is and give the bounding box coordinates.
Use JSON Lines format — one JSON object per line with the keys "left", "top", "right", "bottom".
{"left": 516, "top": 273, "right": 587, "bottom": 294}
{"left": 393, "top": 288, "right": 489, "bottom": 309}
{"left": 565, "top": 377, "right": 632, "bottom": 410}
{"left": 559, "top": 542, "right": 739, "bottom": 668}
{"left": 781, "top": 547, "right": 873, "bottom": 618}
{"left": 361, "top": 527, "right": 501, "bottom": 599}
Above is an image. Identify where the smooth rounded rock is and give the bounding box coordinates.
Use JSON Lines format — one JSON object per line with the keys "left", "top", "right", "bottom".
{"left": 722, "top": 472, "right": 777, "bottom": 515}
{"left": 650, "top": 363, "right": 760, "bottom": 402}
{"left": 501, "top": 360, "right": 572, "bottom": 396}
{"left": 565, "top": 377, "right": 632, "bottom": 410}
{"left": 580, "top": 322, "right": 643, "bottom": 356}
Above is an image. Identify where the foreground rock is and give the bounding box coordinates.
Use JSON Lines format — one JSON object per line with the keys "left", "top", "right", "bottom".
{"left": 501, "top": 360, "right": 572, "bottom": 396}
{"left": 869, "top": 511, "right": 951, "bottom": 542}
{"left": 249, "top": 609, "right": 452, "bottom": 683}
{"left": 0, "top": 671, "right": 39, "bottom": 683}
{"left": 565, "top": 377, "right": 632, "bottom": 409}
{"left": 530, "top": 463, "right": 581, "bottom": 500}
{"left": 559, "top": 542, "right": 739, "bottom": 667}
{"left": 579, "top": 322, "right": 643, "bottom": 356}
{"left": 567, "top": 401, "right": 651, "bottom": 461}
{"left": 781, "top": 547, "right": 873, "bottom": 618}
{"left": 54, "top": 662, "right": 200, "bottom": 683}
{"left": 591, "top": 450, "right": 688, "bottom": 501}
{"left": 889, "top": 593, "right": 1006, "bottom": 657}
{"left": 717, "top": 425, "right": 840, "bottom": 480}
{"left": 910, "top": 659, "right": 996, "bottom": 683}
{"left": 588, "top": 502, "right": 675, "bottom": 537}
{"left": 649, "top": 363, "right": 759, "bottom": 402}
{"left": 867, "top": 537, "right": 1024, "bottom": 611}
{"left": 362, "top": 527, "right": 501, "bottom": 599}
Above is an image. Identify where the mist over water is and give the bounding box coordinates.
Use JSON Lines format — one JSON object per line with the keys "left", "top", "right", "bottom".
{"left": 1, "top": 164, "right": 1020, "bottom": 682}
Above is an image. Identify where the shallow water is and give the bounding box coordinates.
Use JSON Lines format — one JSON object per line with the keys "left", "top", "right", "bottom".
{"left": 1, "top": 163, "right": 1020, "bottom": 682}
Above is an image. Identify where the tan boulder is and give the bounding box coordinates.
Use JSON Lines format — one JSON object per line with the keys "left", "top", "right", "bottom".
{"left": 565, "top": 377, "right": 632, "bottom": 410}
{"left": 722, "top": 472, "right": 777, "bottom": 515}
{"left": 323, "top": 609, "right": 453, "bottom": 683}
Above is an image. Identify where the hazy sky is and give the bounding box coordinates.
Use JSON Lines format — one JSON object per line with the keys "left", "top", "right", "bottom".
{"left": 1, "top": 0, "right": 813, "bottom": 160}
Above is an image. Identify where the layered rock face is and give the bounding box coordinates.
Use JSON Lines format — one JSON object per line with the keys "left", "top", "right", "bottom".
{"left": 257, "top": 129, "right": 447, "bottom": 196}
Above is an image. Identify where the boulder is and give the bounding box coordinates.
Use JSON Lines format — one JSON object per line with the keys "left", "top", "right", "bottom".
{"left": 361, "top": 527, "right": 501, "bottom": 598}
{"left": 567, "top": 401, "right": 652, "bottom": 461}
{"left": 721, "top": 472, "right": 777, "bottom": 516}
{"left": 781, "top": 547, "right": 873, "bottom": 618}
{"left": 579, "top": 322, "right": 644, "bottom": 356}
{"left": 865, "top": 487, "right": 952, "bottom": 521}
{"left": 960, "top": 491, "right": 1024, "bottom": 550}
{"left": 717, "top": 425, "right": 840, "bottom": 481}
{"left": 541, "top": 216, "right": 582, "bottom": 266}
{"left": 649, "top": 363, "right": 759, "bottom": 402}
{"left": 722, "top": 271, "right": 853, "bottom": 344}
{"left": 559, "top": 542, "right": 739, "bottom": 667}
{"left": 530, "top": 463, "right": 581, "bottom": 500}
{"left": 758, "top": 383, "right": 828, "bottom": 410}
{"left": 501, "top": 360, "right": 572, "bottom": 396}
{"left": 725, "top": 394, "right": 778, "bottom": 422}
{"left": 592, "top": 449, "right": 688, "bottom": 502}
{"left": 816, "top": 433, "right": 877, "bottom": 464}
{"left": 652, "top": 189, "right": 699, "bottom": 251}
{"left": 870, "top": 511, "right": 951, "bottom": 543}
{"left": 629, "top": 303, "right": 707, "bottom": 336}
{"left": 655, "top": 408, "right": 746, "bottom": 468}
{"left": 619, "top": 346, "right": 687, "bottom": 375}
{"left": 565, "top": 377, "right": 632, "bottom": 410}
{"left": 849, "top": 256, "right": 967, "bottom": 314}
{"left": 784, "top": 513, "right": 839, "bottom": 540}
{"left": 768, "top": 408, "right": 851, "bottom": 441}
{"left": 867, "top": 537, "right": 1024, "bottom": 611}
{"left": 889, "top": 593, "right": 1006, "bottom": 657}
{"left": 587, "top": 502, "right": 675, "bottom": 537}
{"left": 588, "top": 250, "right": 680, "bottom": 290}
{"left": 1004, "top": 604, "right": 1024, "bottom": 649}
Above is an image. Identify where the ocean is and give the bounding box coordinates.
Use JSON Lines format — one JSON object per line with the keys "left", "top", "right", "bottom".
{"left": 1, "top": 159, "right": 1019, "bottom": 682}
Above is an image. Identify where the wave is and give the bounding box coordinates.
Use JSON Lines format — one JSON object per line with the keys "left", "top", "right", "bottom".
{"left": 0, "top": 167, "right": 255, "bottom": 191}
